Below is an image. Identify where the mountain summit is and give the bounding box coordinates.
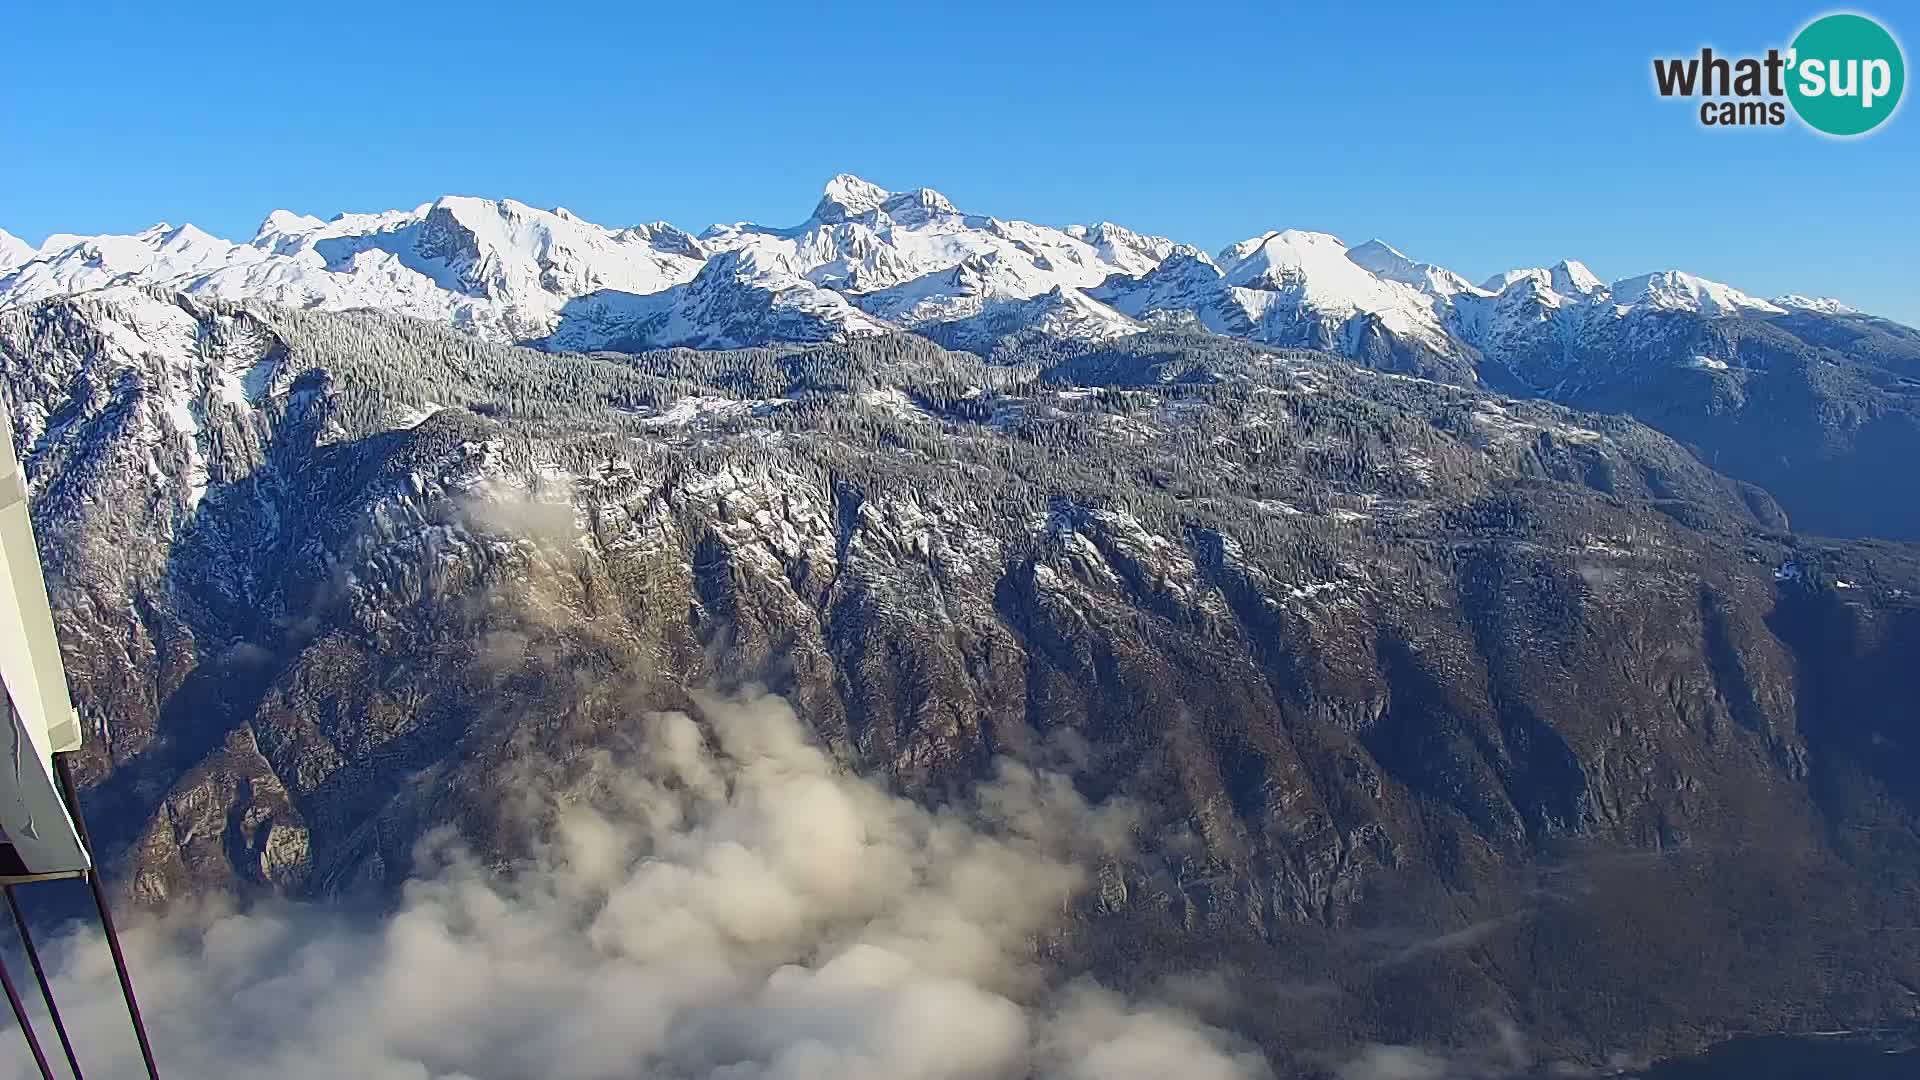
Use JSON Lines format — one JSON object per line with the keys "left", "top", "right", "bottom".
{"left": 812, "top": 173, "right": 896, "bottom": 222}
{"left": 0, "top": 227, "right": 37, "bottom": 272}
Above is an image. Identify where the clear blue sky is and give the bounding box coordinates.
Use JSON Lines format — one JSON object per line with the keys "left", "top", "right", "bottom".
{"left": 3, "top": 1, "right": 1915, "bottom": 322}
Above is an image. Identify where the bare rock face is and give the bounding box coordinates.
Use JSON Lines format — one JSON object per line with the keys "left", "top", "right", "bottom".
{"left": 6, "top": 288, "right": 1920, "bottom": 1068}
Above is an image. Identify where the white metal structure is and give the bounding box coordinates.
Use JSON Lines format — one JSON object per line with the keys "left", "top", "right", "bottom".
{"left": 0, "top": 399, "right": 160, "bottom": 1079}
{"left": 0, "top": 400, "right": 88, "bottom": 880}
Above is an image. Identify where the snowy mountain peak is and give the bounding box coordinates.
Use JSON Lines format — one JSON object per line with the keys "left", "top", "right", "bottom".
{"left": 811, "top": 175, "right": 961, "bottom": 229}
{"left": 617, "top": 221, "right": 705, "bottom": 258}
{"left": 421, "top": 194, "right": 592, "bottom": 249}
{"left": 1610, "top": 270, "right": 1785, "bottom": 316}
{"left": 1774, "top": 294, "right": 1858, "bottom": 315}
{"left": 814, "top": 174, "right": 894, "bottom": 223}
{"left": 1224, "top": 230, "right": 1364, "bottom": 290}
{"left": 1482, "top": 268, "right": 1539, "bottom": 294}
{"left": 880, "top": 186, "right": 959, "bottom": 225}
{"left": 1481, "top": 261, "right": 1602, "bottom": 301}
{"left": 1275, "top": 228, "right": 1345, "bottom": 248}
{"left": 1346, "top": 239, "right": 1486, "bottom": 299}
{"left": 1069, "top": 222, "right": 1184, "bottom": 278}
{"left": 254, "top": 209, "right": 326, "bottom": 243}
{"left": 1218, "top": 231, "right": 1275, "bottom": 267}
{"left": 0, "top": 221, "right": 252, "bottom": 304}
{"left": 1345, "top": 238, "right": 1408, "bottom": 266}
{"left": 1156, "top": 229, "right": 1467, "bottom": 363}
{"left": 1222, "top": 229, "right": 1351, "bottom": 285}
{"left": 0, "top": 228, "right": 36, "bottom": 272}
{"left": 1548, "top": 260, "right": 1605, "bottom": 297}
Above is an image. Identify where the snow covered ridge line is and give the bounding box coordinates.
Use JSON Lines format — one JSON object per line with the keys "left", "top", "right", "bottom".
{"left": 0, "top": 175, "right": 1876, "bottom": 364}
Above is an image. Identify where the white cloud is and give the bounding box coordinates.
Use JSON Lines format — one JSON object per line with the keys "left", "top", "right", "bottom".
{"left": 9, "top": 690, "right": 1270, "bottom": 1080}
{"left": 1336, "top": 1044, "right": 1451, "bottom": 1080}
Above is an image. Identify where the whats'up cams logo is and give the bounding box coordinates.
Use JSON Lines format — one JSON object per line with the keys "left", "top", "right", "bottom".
{"left": 1653, "top": 12, "right": 1905, "bottom": 135}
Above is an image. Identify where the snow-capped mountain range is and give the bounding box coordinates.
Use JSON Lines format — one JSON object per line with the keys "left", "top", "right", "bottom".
{"left": 0, "top": 175, "right": 1867, "bottom": 378}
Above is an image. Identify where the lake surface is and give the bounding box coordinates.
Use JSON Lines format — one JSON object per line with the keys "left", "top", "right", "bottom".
{"left": 1629, "top": 1035, "right": 1918, "bottom": 1079}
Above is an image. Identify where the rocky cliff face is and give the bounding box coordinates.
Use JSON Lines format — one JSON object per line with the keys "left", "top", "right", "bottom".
{"left": 6, "top": 288, "right": 1920, "bottom": 1072}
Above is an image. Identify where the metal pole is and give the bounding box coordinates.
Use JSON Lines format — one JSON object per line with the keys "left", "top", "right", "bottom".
{"left": 51, "top": 756, "right": 159, "bottom": 1080}
{"left": 0, "top": 949, "right": 56, "bottom": 1080}
{"left": 5, "top": 887, "right": 82, "bottom": 1079}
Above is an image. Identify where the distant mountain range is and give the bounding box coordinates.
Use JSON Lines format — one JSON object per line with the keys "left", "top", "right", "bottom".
{"left": 0, "top": 174, "right": 1854, "bottom": 361}
{"left": 6, "top": 175, "right": 1916, "bottom": 539}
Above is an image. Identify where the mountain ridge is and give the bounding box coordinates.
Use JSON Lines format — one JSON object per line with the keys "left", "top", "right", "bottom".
{"left": 0, "top": 174, "right": 1869, "bottom": 352}
{"left": 6, "top": 176, "right": 1920, "bottom": 542}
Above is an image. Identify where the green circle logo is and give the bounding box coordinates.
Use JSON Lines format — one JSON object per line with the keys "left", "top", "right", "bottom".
{"left": 1788, "top": 13, "right": 1906, "bottom": 136}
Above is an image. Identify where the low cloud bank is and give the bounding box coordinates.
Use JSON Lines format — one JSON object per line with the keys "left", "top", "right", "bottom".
{"left": 6, "top": 691, "right": 1269, "bottom": 1080}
